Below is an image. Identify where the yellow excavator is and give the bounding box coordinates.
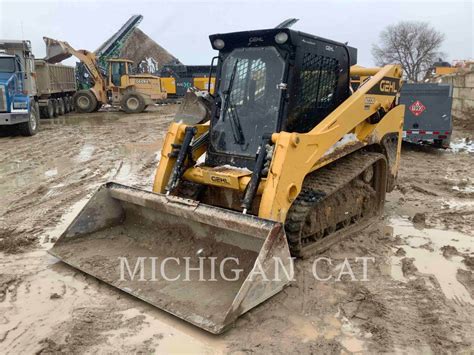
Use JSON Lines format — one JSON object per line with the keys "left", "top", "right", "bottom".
{"left": 43, "top": 37, "right": 167, "bottom": 113}
{"left": 50, "top": 27, "right": 404, "bottom": 334}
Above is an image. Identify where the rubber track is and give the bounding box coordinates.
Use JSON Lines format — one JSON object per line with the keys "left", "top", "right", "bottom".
{"left": 285, "top": 150, "right": 386, "bottom": 257}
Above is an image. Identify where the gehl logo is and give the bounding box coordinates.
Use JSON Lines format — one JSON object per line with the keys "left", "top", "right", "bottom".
{"left": 368, "top": 77, "right": 400, "bottom": 96}
{"left": 248, "top": 37, "right": 264, "bottom": 45}
{"left": 379, "top": 80, "right": 397, "bottom": 93}
{"left": 210, "top": 175, "right": 230, "bottom": 185}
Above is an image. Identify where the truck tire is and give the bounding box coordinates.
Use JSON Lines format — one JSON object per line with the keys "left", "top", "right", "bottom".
{"left": 63, "top": 97, "right": 70, "bottom": 113}
{"left": 69, "top": 96, "right": 75, "bottom": 112}
{"left": 74, "top": 90, "right": 98, "bottom": 113}
{"left": 121, "top": 92, "right": 146, "bottom": 114}
{"left": 67, "top": 97, "right": 74, "bottom": 112}
{"left": 43, "top": 99, "right": 54, "bottom": 118}
{"left": 52, "top": 99, "right": 59, "bottom": 117}
{"left": 19, "top": 101, "right": 40, "bottom": 136}
{"left": 39, "top": 101, "right": 52, "bottom": 118}
{"left": 57, "top": 98, "right": 65, "bottom": 116}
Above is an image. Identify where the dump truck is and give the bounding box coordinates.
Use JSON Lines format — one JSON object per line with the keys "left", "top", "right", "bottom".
{"left": 400, "top": 83, "right": 453, "bottom": 148}
{"left": 0, "top": 40, "right": 76, "bottom": 136}
{"left": 43, "top": 37, "right": 167, "bottom": 114}
{"left": 34, "top": 59, "right": 76, "bottom": 118}
{"left": 50, "top": 27, "right": 405, "bottom": 333}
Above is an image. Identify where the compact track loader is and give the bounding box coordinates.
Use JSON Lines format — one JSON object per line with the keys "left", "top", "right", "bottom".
{"left": 50, "top": 27, "right": 404, "bottom": 334}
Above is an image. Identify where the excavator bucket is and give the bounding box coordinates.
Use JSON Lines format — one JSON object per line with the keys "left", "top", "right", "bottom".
{"left": 49, "top": 182, "right": 292, "bottom": 334}
{"left": 43, "top": 37, "right": 72, "bottom": 64}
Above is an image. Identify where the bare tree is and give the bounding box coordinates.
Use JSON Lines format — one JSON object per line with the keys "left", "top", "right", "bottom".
{"left": 372, "top": 21, "right": 445, "bottom": 82}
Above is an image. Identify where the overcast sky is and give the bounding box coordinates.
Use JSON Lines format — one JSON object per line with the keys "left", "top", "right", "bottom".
{"left": 0, "top": 0, "right": 472, "bottom": 67}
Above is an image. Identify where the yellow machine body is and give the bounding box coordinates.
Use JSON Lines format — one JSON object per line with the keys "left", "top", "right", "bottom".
{"left": 49, "top": 27, "right": 404, "bottom": 335}
{"left": 154, "top": 64, "right": 404, "bottom": 222}
{"left": 43, "top": 37, "right": 166, "bottom": 113}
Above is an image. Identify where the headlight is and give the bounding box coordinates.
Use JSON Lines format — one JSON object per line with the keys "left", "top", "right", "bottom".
{"left": 213, "top": 39, "right": 225, "bottom": 50}
{"left": 274, "top": 32, "right": 289, "bottom": 44}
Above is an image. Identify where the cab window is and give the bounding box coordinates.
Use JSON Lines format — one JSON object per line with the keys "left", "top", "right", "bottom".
{"left": 111, "top": 62, "right": 126, "bottom": 86}
{"left": 0, "top": 57, "right": 15, "bottom": 73}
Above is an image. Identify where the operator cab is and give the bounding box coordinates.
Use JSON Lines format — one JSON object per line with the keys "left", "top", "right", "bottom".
{"left": 108, "top": 59, "right": 133, "bottom": 87}
{"left": 206, "top": 28, "right": 356, "bottom": 170}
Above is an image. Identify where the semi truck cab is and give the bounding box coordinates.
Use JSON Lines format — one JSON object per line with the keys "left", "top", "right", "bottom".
{"left": 0, "top": 40, "right": 40, "bottom": 136}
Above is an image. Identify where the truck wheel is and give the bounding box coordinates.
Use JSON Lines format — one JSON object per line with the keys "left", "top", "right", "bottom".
{"left": 69, "top": 96, "right": 75, "bottom": 112}
{"left": 52, "top": 99, "right": 59, "bottom": 117}
{"left": 19, "top": 101, "right": 40, "bottom": 136}
{"left": 43, "top": 100, "right": 54, "bottom": 118}
{"left": 57, "top": 98, "right": 65, "bottom": 116}
{"left": 74, "top": 90, "right": 98, "bottom": 113}
{"left": 67, "top": 97, "right": 73, "bottom": 112}
{"left": 121, "top": 92, "right": 146, "bottom": 114}
{"left": 63, "top": 97, "right": 69, "bottom": 113}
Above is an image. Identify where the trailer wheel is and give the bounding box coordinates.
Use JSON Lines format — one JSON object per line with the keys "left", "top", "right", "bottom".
{"left": 121, "top": 92, "right": 146, "bottom": 114}
{"left": 52, "top": 99, "right": 59, "bottom": 117}
{"left": 19, "top": 101, "right": 40, "bottom": 136}
{"left": 67, "top": 97, "right": 73, "bottom": 112}
{"left": 74, "top": 90, "right": 98, "bottom": 113}
{"left": 63, "top": 97, "right": 69, "bottom": 113}
{"left": 43, "top": 100, "right": 54, "bottom": 118}
{"left": 57, "top": 98, "right": 65, "bottom": 115}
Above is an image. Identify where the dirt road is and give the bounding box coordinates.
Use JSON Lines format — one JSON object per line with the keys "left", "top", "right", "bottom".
{"left": 0, "top": 107, "right": 473, "bottom": 353}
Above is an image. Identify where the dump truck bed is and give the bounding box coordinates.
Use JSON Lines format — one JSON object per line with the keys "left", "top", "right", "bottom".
{"left": 34, "top": 59, "right": 76, "bottom": 97}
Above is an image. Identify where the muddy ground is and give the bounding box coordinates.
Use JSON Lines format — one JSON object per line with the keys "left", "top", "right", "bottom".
{"left": 0, "top": 107, "right": 473, "bottom": 354}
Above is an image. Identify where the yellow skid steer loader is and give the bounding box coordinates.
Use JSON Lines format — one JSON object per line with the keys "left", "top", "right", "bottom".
{"left": 50, "top": 27, "right": 404, "bottom": 334}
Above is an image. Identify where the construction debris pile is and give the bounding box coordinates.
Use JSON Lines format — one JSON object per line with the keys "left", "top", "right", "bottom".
{"left": 119, "top": 28, "right": 181, "bottom": 72}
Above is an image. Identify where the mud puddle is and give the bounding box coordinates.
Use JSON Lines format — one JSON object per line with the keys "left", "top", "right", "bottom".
{"left": 40, "top": 111, "right": 123, "bottom": 127}
{"left": 389, "top": 217, "right": 473, "bottom": 304}
{"left": 0, "top": 248, "right": 226, "bottom": 354}
{"left": 1, "top": 182, "right": 227, "bottom": 353}
{"left": 0, "top": 155, "right": 75, "bottom": 194}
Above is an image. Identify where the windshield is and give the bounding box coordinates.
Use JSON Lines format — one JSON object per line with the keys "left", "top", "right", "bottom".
{"left": 211, "top": 46, "right": 285, "bottom": 158}
{"left": 0, "top": 57, "right": 15, "bottom": 73}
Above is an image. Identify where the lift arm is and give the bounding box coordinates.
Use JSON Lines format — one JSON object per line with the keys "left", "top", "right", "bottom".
{"left": 43, "top": 37, "right": 106, "bottom": 96}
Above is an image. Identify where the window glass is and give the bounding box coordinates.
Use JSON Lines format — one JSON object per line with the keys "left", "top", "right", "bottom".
{"left": 211, "top": 46, "right": 285, "bottom": 157}
{"left": 0, "top": 57, "right": 15, "bottom": 72}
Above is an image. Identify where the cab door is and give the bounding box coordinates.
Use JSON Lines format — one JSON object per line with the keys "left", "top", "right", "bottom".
{"left": 109, "top": 61, "right": 126, "bottom": 87}
{"left": 108, "top": 62, "right": 126, "bottom": 104}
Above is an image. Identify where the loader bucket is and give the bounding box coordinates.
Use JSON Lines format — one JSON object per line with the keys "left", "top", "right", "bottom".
{"left": 174, "top": 91, "right": 212, "bottom": 125}
{"left": 49, "top": 182, "right": 292, "bottom": 334}
{"left": 43, "top": 37, "right": 72, "bottom": 64}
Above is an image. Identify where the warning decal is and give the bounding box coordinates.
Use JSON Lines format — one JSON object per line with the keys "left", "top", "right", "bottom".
{"left": 409, "top": 100, "right": 426, "bottom": 116}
